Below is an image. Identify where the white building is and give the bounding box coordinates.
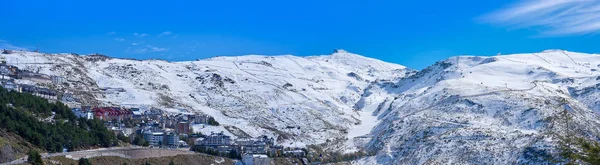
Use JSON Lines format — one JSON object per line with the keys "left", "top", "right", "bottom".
{"left": 202, "top": 132, "right": 231, "bottom": 146}
{"left": 165, "top": 132, "right": 179, "bottom": 146}
{"left": 1, "top": 81, "right": 20, "bottom": 92}
{"left": 242, "top": 154, "right": 270, "bottom": 165}
{"left": 122, "top": 128, "right": 134, "bottom": 137}
{"left": 51, "top": 76, "right": 64, "bottom": 85}
{"left": 143, "top": 130, "right": 165, "bottom": 146}
{"left": 86, "top": 111, "right": 93, "bottom": 120}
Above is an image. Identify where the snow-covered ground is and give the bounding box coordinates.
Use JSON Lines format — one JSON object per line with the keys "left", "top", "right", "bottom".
{"left": 355, "top": 50, "right": 600, "bottom": 164}
{"left": 0, "top": 50, "right": 411, "bottom": 152}
{"left": 4, "top": 49, "right": 600, "bottom": 164}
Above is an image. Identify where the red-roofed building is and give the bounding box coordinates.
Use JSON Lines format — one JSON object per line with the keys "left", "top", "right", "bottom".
{"left": 92, "top": 107, "right": 132, "bottom": 121}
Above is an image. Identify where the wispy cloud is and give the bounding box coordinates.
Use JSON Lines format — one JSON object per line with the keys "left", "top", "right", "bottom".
{"left": 481, "top": 0, "right": 600, "bottom": 36}
{"left": 126, "top": 47, "right": 147, "bottom": 54}
{"left": 107, "top": 31, "right": 116, "bottom": 35}
{"left": 126, "top": 45, "right": 167, "bottom": 54}
{"left": 0, "top": 40, "right": 28, "bottom": 50}
{"left": 131, "top": 43, "right": 138, "bottom": 46}
{"left": 133, "top": 33, "right": 149, "bottom": 37}
{"left": 148, "top": 45, "right": 167, "bottom": 52}
{"left": 114, "top": 38, "right": 125, "bottom": 41}
{"left": 158, "top": 31, "right": 173, "bottom": 36}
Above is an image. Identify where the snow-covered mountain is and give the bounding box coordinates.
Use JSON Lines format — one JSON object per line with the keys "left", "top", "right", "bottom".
{"left": 4, "top": 49, "right": 600, "bottom": 164}
{"left": 0, "top": 49, "right": 413, "bottom": 148}
{"left": 355, "top": 50, "right": 600, "bottom": 164}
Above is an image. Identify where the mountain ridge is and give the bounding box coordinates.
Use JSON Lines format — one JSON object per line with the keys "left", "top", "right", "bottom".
{"left": 3, "top": 49, "right": 600, "bottom": 164}
{"left": 0, "top": 49, "right": 411, "bottom": 150}
{"left": 355, "top": 50, "right": 600, "bottom": 164}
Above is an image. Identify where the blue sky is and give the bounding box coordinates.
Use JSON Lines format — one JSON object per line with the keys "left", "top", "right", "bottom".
{"left": 2, "top": 0, "right": 600, "bottom": 69}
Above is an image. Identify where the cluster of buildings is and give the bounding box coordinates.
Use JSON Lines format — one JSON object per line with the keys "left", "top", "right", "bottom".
{"left": 0, "top": 62, "right": 60, "bottom": 100}
{"left": 0, "top": 55, "right": 198, "bottom": 148}
{"left": 0, "top": 53, "right": 307, "bottom": 164}
{"left": 194, "top": 132, "right": 310, "bottom": 165}
{"left": 71, "top": 106, "right": 132, "bottom": 121}
{"left": 70, "top": 106, "right": 218, "bottom": 148}
{"left": 0, "top": 63, "right": 18, "bottom": 78}
{"left": 134, "top": 114, "right": 205, "bottom": 148}
{"left": 238, "top": 154, "right": 270, "bottom": 165}
{"left": 193, "top": 132, "right": 306, "bottom": 161}
{"left": 140, "top": 129, "right": 185, "bottom": 147}
{"left": 195, "top": 132, "right": 275, "bottom": 165}
{"left": 136, "top": 114, "right": 198, "bottom": 148}
{"left": 1, "top": 79, "right": 58, "bottom": 99}
{"left": 92, "top": 107, "right": 133, "bottom": 121}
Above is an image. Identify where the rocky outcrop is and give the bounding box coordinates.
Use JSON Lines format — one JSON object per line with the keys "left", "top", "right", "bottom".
{"left": 0, "top": 144, "right": 15, "bottom": 163}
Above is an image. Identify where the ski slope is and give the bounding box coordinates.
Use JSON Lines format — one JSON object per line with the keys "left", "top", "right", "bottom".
{"left": 356, "top": 50, "right": 600, "bottom": 164}
{"left": 0, "top": 50, "right": 412, "bottom": 149}
{"left": 4, "top": 49, "right": 600, "bottom": 164}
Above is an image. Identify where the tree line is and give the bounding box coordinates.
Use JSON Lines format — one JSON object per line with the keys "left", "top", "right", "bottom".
{"left": 0, "top": 87, "right": 117, "bottom": 153}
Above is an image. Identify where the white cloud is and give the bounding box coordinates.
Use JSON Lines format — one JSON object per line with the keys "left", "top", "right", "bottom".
{"left": 147, "top": 45, "right": 167, "bottom": 52}
{"left": 114, "top": 38, "right": 125, "bottom": 41}
{"left": 0, "top": 40, "right": 28, "bottom": 50}
{"left": 133, "top": 33, "right": 149, "bottom": 37}
{"left": 159, "top": 31, "right": 173, "bottom": 36}
{"left": 125, "top": 45, "right": 167, "bottom": 54}
{"left": 481, "top": 0, "right": 600, "bottom": 36}
{"left": 131, "top": 43, "right": 138, "bottom": 46}
{"left": 127, "top": 47, "right": 148, "bottom": 54}
{"left": 107, "top": 31, "right": 116, "bottom": 35}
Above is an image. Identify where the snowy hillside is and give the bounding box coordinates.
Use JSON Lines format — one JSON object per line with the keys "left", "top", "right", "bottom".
{"left": 0, "top": 50, "right": 412, "bottom": 149}
{"left": 4, "top": 49, "right": 600, "bottom": 164}
{"left": 355, "top": 50, "right": 600, "bottom": 164}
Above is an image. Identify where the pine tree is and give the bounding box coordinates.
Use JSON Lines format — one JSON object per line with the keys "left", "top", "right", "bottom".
{"left": 78, "top": 158, "right": 91, "bottom": 165}
{"left": 556, "top": 103, "right": 600, "bottom": 164}
{"left": 27, "top": 150, "right": 43, "bottom": 165}
{"left": 0, "top": 88, "right": 117, "bottom": 153}
{"left": 208, "top": 117, "right": 220, "bottom": 126}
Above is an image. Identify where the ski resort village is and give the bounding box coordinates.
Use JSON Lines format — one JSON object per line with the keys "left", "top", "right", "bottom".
{"left": 0, "top": 49, "right": 315, "bottom": 165}
{"left": 3, "top": 48, "right": 600, "bottom": 165}
{"left": 9, "top": 0, "right": 600, "bottom": 164}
